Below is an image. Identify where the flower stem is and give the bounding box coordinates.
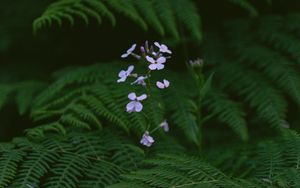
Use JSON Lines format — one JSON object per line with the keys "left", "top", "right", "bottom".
{"left": 150, "top": 125, "right": 161, "bottom": 134}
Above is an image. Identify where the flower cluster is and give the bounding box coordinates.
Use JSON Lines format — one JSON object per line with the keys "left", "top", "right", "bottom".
{"left": 118, "top": 41, "right": 172, "bottom": 147}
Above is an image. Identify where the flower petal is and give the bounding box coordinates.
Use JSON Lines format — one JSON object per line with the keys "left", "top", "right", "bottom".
{"left": 146, "top": 56, "right": 155, "bottom": 64}
{"left": 118, "top": 70, "right": 126, "bottom": 77}
{"left": 163, "top": 79, "right": 170, "bottom": 88}
{"left": 149, "top": 64, "right": 157, "bottom": 70}
{"left": 160, "top": 120, "right": 169, "bottom": 132}
{"left": 166, "top": 49, "right": 172, "bottom": 54}
{"left": 156, "top": 63, "right": 165, "bottom": 70}
{"left": 127, "top": 44, "right": 136, "bottom": 53}
{"left": 121, "top": 53, "right": 129, "bottom": 58}
{"left": 131, "top": 76, "right": 145, "bottom": 85}
{"left": 126, "top": 101, "right": 136, "bottom": 112}
{"left": 154, "top": 42, "right": 160, "bottom": 48}
{"left": 140, "top": 132, "right": 154, "bottom": 147}
{"left": 137, "top": 94, "right": 147, "bottom": 101}
{"left": 156, "top": 81, "right": 165, "bottom": 89}
{"left": 146, "top": 134, "right": 154, "bottom": 143}
{"left": 128, "top": 92, "right": 137, "bottom": 100}
{"left": 117, "top": 76, "right": 127, "bottom": 83}
{"left": 161, "top": 44, "right": 168, "bottom": 50}
{"left": 134, "top": 102, "right": 143, "bottom": 112}
{"left": 156, "top": 57, "right": 166, "bottom": 64}
{"left": 127, "top": 65, "right": 134, "bottom": 74}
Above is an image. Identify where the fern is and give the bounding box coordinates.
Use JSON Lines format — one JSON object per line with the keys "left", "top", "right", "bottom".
{"left": 33, "top": 0, "right": 264, "bottom": 40}
{"left": 17, "top": 64, "right": 206, "bottom": 146}
{"left": 11, "top": 150, "right": 59, "bottom": 188}
{"left": 44, "top": 153, "right": 91, "bottom": 187}
{"left": 109, "top": 154, "right": 242, "bottom": 188}
{"left": 33, "top": 0, "right": 202, "bottom": 40}
{"left": 204, "top": 89, "right": 248, "bottom": 141}
{"left": 3, "top": 128, "right": 300, "bottom": 187}
{"left": 164, "top": 75, "right": 201, "bottom": 146}
{"left": 0, "top": 149, "right": 25, "bottom": 188}
{"left": 0, "top": 129, "right": 144, "bottom": 187}
{"left": 201, "top": 14, "right": 300, "bottom": 132}
{"left": 227, "top": 0, "right": 258, "bottom": 17}
{"left": 0, "top": 81, "right": 45, "bottom": 115}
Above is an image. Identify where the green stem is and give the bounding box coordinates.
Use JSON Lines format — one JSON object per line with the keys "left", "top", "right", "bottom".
{"left": 150, "top": 125, "right": 161, "bottom": 134}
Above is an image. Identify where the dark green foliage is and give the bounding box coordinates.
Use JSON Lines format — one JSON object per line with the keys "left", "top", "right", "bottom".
{"left": 110, "top": 154, "right": 237, "bottom": 188}
{"left": 33, "top": 0, "right": 202, "bottom": 40}
{"left": 0, "top": 81, "right": 45, "bottom": 115}
{"left": 1, "top": 128, "right": 299, "bottom": 187}
{"left": 2, "top": 1, "right": 300, "bottom": 188}
{"left": 5, "top": 14, "right": 300, "bottom": 145}
{"left": 0, "top": 130, "right": 144, "bottom": 187}
{"left": 0, "top": 149, "right": 25, "bottom": 188}
{"left": 15, "top": 64, "right": 205, "bottom": 146}
{"left": 202, "top": 13, "right": 300, "bottom": 133}
{"left": 204, "top": 89, "right": 248, "bottom": 141}
{"left": 227, "top": 0, "right": 258, "bottom": 17}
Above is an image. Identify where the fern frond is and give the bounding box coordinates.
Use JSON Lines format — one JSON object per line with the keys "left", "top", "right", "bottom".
{"left": 44, "top": 153, "right": 90, "bottom": 188}
{"left": 111, "top": 144, "right": 145, "bottom": 169}
{"left": 111, "top": 154, "right": 238, "bottom": 188}
{"left": 78, "top": 160, "right": 126, "bottom": 188}
{"left": 131, "top": 0, "right": 164, "bottom": 35}
{"left": 104, "top": 0, "right": 147, "bottom": 31}
{"left": 33, "top": 0, "right": 202, "bottom": 40}
{"left": 235, "top": 43, "right": 300, "bottom": 106}
{"left": 152, "top": 0, "right": 179, "bottom": 39}
{"left": 217, "top": 62, "right": 287, "bottom": 129}
{"left": 227, "top": 0, "right": 258, "bottom": 17}
{"left": 165, "top": 81, "right": 201, "bottom": 146}
{"left": 0, "top": 149, "right": 25, "bottom": 187}
{"left": 255, "top": 141, "right": 284, "bottom": 180}
{"left": 204, "top": 89, "right": 248, "bottom": 141}
{"left": 11, "top": 150, "right": 59, "bottom": 188}
{"left": 33, "top": 0, "right": 109, "bottom": 33}
{"left": 169, "top": 0, "right": 202, "bottom": 40}
{"left": 0, "top": 130, "right": 145, "bottom": 188}
{"left": 0, "top": 81, "right": 45, "bottom": 115}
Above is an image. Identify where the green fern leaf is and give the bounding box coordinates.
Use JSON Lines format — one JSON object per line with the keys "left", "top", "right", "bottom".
{"left": 204, "top": 90, "right": 248, "bottom": 141}
{"left": 104, "top": 0, "right": 147, "bottom": 31}
{"left": 169, "top": 0, "right": 202, "bottom": 40}
{"left": 227, "top": 0, "right": 258, "bottom": 17}
{"left": 132, "top": 0, "right": 164, "bottom": 36}
{"left": 0, "top": 149, "right": 25, "bottom": 187}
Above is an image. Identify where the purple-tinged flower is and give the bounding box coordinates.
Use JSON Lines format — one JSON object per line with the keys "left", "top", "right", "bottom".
{"left": 145, "top": 41, "right": 150, "bottom": 53}
{"left": 121, "top": 44, "right": 137, "bottom": 58}
{"left": 188, "top": 58, "right": 203, "bottom": 68}
{"left": 160, "top": 120, "right": 169, "bottom": 132}
{"left": 140, "top": 131, "right": 154, "bottom": 147}
{"left": 146, "top": 56, "right": 166, "bottom": 70}
{"left": 140, "top": 46, "right": 146, "bottom": 54}
{"left": 154, "top": 42, "right": 172, "bottom": 54}
{"left": 156, "top": 79, "right": 170, "bottom": 89}
{"left": 126, "top": 92, "right": 147, "bottom": 113}
{"left": 117, "top": 65, "right": 135, "bottom": 83}
{"left": 131, "top": 76, "right": 148, "bottom": 86}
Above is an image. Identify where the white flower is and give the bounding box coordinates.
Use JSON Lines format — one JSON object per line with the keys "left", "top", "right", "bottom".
{"left": 126, "top": 92, "right": 147, "bottom": 113}
{"left": 159, "top": 120, "right": 169, "bottom": 132}
{"left": 131, "top": 76, "right": 148, "bottom": 86}
{"left": 156, "top": 79, "right": 170, "bottom": 89}
{"left": 146, "top": 56, "right": 166, "bottom": 70}
{"left": 188, "top": 58, "right": 203, "bottom": 67}
{"left": 121, "top": 44, "right": 137, "bottom": 58}
{"left": 154, "top": 42, "right": 172, "bottom": 54}
{"left": 140, "top": 131, "right": 154, "bottom": 147}
{"left": 117, "top": 65, "right": 134, "bottom": 83}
